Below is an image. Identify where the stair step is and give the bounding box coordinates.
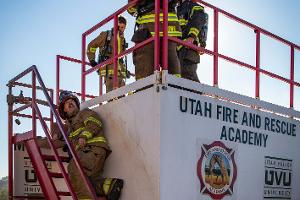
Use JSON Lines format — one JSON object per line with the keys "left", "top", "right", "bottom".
{"left": 49, "top": 172, "right": 63, "bottom": 178}
{"left": 57, "top": 191, "right": 71, "bottom": 196}
{"left": 42, "top": 155, "right": 69, "bottom": 162}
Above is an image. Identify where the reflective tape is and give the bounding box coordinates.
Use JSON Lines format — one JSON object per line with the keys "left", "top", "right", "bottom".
{"left": 86, "top": 136, "right": 107, "bottom": 144}
{"left": 89, "top": 47, "right": 97, "bottom": 53}
{"left": 84, "top": 116, "right": 102, "bottom": 127}
{"left": 81, "top": 131, "right": 93, "bottom": 139}
{"left": 136, "top": 13, "right": 179, "bottom": 24}
{"left": 118, "top": 33, "right": 121, "bottom": 54}
{"left": 150, "top": 31, "right": 182, "bottom": 37}
{"left": 69, "top": 127, "right": 84, "bottom": 138}
{"left": 99, "top": 69, "right": 126, "bottom": 77}
{"left": 179, "top": 19, "right": 188, "bottom": 26}
{"left": 103, "top": 178, "right": 113, "bottom": 195}
{"left": 150, "top": 25, "right": 182, "bottom": 37}
{"left": 127, "top": 7, "right": 137, "bottom": 15}
{"left": 188, "top": 27, "right": 200, "bottom": 37}
{"left": 190, "top": 5, "right": 204, "bottom": 17}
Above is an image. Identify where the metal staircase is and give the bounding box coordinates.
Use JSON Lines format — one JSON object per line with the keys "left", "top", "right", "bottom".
{"left": 7, "top": 65, "right": 103, "bottom": 199}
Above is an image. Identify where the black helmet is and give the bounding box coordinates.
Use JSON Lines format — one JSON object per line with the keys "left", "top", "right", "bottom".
{"left": 58, "top": 91, "right": 80, "bottom": 120}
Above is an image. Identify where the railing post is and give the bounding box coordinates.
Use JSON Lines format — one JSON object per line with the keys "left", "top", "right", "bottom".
{"left": 32, "top": 71, "right": 37, "bottom": 137}
{"left": 213, "top": 9, "right": 219, "bottom": 87}
{"left": 290, "top": 45, "right": 295, "bottom": 108}
{"left": 154, "top": 0, "right": 161, "bottom": 71}
{"left": 56, "top": 55, "right": 60, "bottom": 105}
{"left": 162, "top": 0, "right": 168, "bottom": 70}
{"left": 255, "top": 30, "right": 261, "bottom": 99}
{"left": 113, "top": 15, "right": 119, "bottom": 89}
{"left": 8, "top": 86, "right": 13, "bottom": 200}
{"left": 81, "top": 35, "right": 87, "bottom": 102}
{"left": 50, "top": 89, "right": 54, "bottom": 132}
{"left": 99, "top": 76, "right": 103, "bottom": 96}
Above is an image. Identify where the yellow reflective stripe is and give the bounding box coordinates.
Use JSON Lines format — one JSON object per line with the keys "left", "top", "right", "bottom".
{"left": 190, "top": 6, "right": 204, "bottom": 17}
{"left": 69, "top": 127, "right": 84, "bottom": 138}
{"left": 99, "top": 69, "right": 126, "bottom": 77}
{"left": 86, "top": 136, "right": 107, "bottom": 144}
{"left": 188, "top": 27, "right": 200, "bottom": 37}
{"left": 89, "top": 47, "right": 97, "bottom": 53}
{"left": 118, "top": 33, "right": 121, "bottom": 54}
{"left": 138, "top": 13, "right": 177, "bottom": 19}
{"left": 103, "top": 178, "right": 113, "bottom": 195}
{"left": 177, "top": 38, "right": 190, "bottom": 51}
{"left": 150, "top": 25, "right": 182, "bottom": 37}
{"left": 84, "top": 116, "right": 102, "bottom": 127}
{"left": 127, "top": 7, "right": 137, "bottom": 14}
{"left": 174, "top": 74, "right": 181, "bottom": 78}
{"left": 177, "top": 45, "right": 183, "bottom": 51}
{"left": 137, "top": 17, "right": 179, "bottom": 24}
{"left": 81, "top": 131, "right": 93, "bottom": 139}
{"left": 136, "top": 13, "right": 179, "bottom": 24}
{"left": 150, "top": 31, "right": 182, "bottom": 37}
{"left": 179, "top": 19, "right": 188, "bottom": 26}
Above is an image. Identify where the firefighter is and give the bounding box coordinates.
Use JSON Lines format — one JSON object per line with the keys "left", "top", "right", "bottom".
{"left": 127, "top": 0, "right": 182, "bottom": 80}
{"left": 87, "top": 16, "right": 129, "bottom": 93}
{"left": 55, "top": 91, "right": 123, "bottom": 199}
{"left": 177, "top": 0, "right": 208, "bottom": 82}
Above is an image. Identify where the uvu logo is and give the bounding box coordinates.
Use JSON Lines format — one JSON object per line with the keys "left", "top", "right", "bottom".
{"left": 264, "top": 156, "right": 292, "bottom": 199}
{"left": 265, "top": 169, "right": 291, "bottom": 186}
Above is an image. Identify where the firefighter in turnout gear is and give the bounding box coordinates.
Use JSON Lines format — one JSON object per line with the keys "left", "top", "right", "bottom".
{"left": 55, "top": 91, "right": 124, "bottom": 199}
{"left": 177, "top": 0, "right": 208, "bottom": 82}
{"left": 87, "top": 16, "right": 129, "bottom": 93}
{"left": 127, "top": 0, "right": 182, "bottom": 80}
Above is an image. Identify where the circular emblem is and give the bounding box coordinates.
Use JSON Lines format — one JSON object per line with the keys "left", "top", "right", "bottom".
{"left": 197, "top": 141, "right": 237, "bottom": 199}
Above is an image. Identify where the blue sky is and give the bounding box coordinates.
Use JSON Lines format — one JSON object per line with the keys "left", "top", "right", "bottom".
{"left": 0, "top": 0, "right": 300, "bottom": 179}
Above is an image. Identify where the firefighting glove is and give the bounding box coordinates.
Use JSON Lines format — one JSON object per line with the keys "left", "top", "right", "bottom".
{"left": 90, "top": 60, "right": 98, "bottom": 67}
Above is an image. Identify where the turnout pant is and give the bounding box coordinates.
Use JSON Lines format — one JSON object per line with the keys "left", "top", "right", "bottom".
{"left": 68, "top": 146, "right": 107, "bottom": 199}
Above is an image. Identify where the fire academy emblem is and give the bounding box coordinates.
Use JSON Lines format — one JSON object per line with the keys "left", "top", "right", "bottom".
{"left": 197, "top": 141, "right": 237, "bottom": 199}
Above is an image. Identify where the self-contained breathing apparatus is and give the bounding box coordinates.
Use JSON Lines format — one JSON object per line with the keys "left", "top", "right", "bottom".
{"left": 98, "top": 29, "right": 113, "bottom": 64}
{"left": 177, "top": 0, "right": 208, "bottom": 48}
{"left": 97, "top": 29, "right": 131, "bottom": 78}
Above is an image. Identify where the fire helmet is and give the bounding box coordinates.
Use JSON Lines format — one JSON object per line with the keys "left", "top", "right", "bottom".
{"left": 58, "top": 91, "right": 80, "bottom": 120}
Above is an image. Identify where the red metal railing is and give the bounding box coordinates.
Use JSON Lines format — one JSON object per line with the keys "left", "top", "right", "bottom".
{"left": 167, "top": 0, "right": 300, "bottom": 109}
{"left": 76, "top": 0, "right": 300, "bottom": 109}
{"left": 80, "top": 0, "right": 163, "bottom": 101}
{"left": 7, "top": 65, "right": 98, "bottom": 199}
{"left": 43, "top": 0, "right": 300, "bottom": 109}
{"left": 56, "top": 55, "right": 97, "bottom": 105}
{"left": 7, "top": 0, "right": 300, "bottom": 198}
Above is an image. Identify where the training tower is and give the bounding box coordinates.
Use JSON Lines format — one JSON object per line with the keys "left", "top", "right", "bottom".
{"left": 7, "top": 0, "right": 300, "bottom": 199}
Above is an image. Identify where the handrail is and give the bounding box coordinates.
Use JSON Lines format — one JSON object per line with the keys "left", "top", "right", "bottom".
{"left": 80, "top": 0, "right": 157, "bottom": 101}
{"left": 56, "top": 55, "right": 98, "bottom": 104}
{"left": 162, "top": 0, "right": 300, "bottom": 109}
{"left": 32, "top": 102, "right": 77, "bottom": 199}
{"left": 77, "top": 0, "right": 300, "bottom": 109}
{"left": 7, "top": 65, "right": 98, "bottom": 199}
{"left": 49, "top": 0, "right": 300, "bottom": 110}
{"left": 198, "top": 0, "right": 300, "bottom": 50}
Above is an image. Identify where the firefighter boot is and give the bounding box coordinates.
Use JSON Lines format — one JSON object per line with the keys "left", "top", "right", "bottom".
{"left": 103, "top": 178, "right": 124, "bottom": 200}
